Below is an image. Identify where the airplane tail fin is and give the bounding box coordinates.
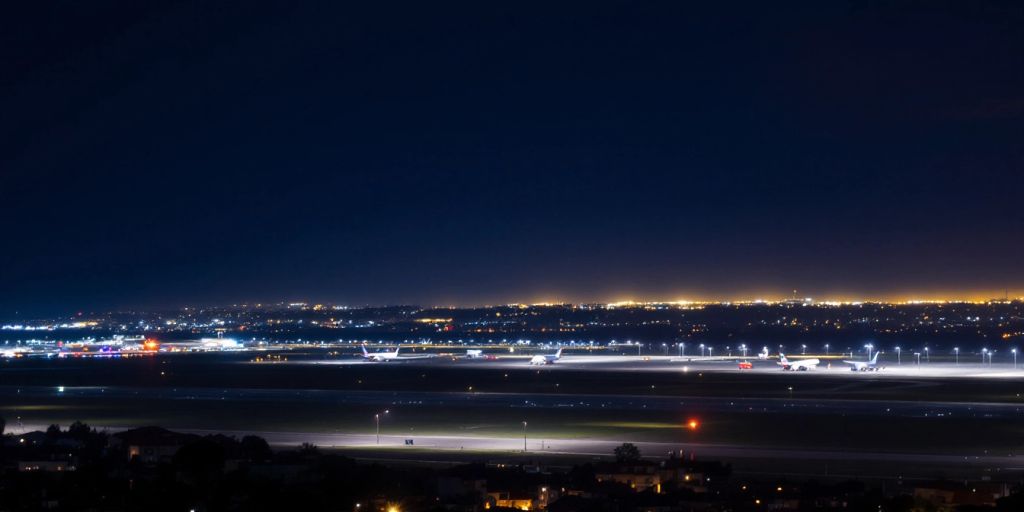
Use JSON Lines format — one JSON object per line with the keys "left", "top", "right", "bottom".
{"left": 870, "top": 351, "right": 879, "bottom": 363}
{"left": 394, "top": 347, "right": 400, "bottom": 355}
{"left": 779, "top": 354, "right": 788, "bottom": 363}
{"left": 361, "top": 345, "right": 369, "bottom": 356}
{"left": 555, "top": 348, "right": 562, "bottom": 358}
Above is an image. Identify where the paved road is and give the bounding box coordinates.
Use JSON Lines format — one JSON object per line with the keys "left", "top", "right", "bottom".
{"left": 305, "top": 354, "right": 1024, "bottom": 379}
{"left": 148, "top": 429, "right": 1022, "bottom": 471}
{"left": 12, "top": 385, "right": 1024, "bottom": 418}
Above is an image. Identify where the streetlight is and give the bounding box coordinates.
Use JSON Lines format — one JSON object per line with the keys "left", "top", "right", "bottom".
{"left": 824, "top": 344, "right": 830, "bottom": 356}
{"left": 522, "top": 421, "right": 528, "bottom": 452}
{"left": 954, "top": 347, "right": 959, "bottom": 366}
{"left": 914, "top": 352, "right": 921, "bottom": 367}
{"left": 740, "top": 344, "right": 748, "bottom": 358}
{"left": 801, "top": 344, "right": 807, "bottom": 355}
{"left": 924, "top": 347, "right": 929, "bottom": 363}
{"left": 982, "top": 348, "right": 988, "bottom": 365}
{"left": 864, "top": 343, "right": 874, "bottom": 361}
{"left": 895, "top": 346, "right": 901, "bottom": 365}
{"left": 699, "top": 344, "right": 705, "bottom": 357}
{"left": 679, "top": 342, "right": 685, "bottom": 357}
{"left": 1013, "top": 348, "right": 1018, "bottom": 370}
{"left": 375, "top": 409, "right": 390, "bottom": 445}
{"left": 708, "top": 347, "right": 713, "bottom": 358}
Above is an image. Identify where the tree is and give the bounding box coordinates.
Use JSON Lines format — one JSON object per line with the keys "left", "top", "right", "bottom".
{"left": 46, "top": 424, "right": 61, "bottom": 439}
{"left": 174, "top": 439, "right": 226, "bottom": 484}
{"left": 241, "top": 435, "right": 273, "bottom": 462}
{"left": 67, "top": 420, "right": 91, "bottom": 440}
{"left": 299, "top": 442, "right": 319, "bottom": 456}
{"left": 613, "top": 442, "right": 641, "bottom": 462}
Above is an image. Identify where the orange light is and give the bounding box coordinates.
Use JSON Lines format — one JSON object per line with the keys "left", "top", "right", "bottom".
{"left": 687, "top": 419, "right": 699, "bottom": 430}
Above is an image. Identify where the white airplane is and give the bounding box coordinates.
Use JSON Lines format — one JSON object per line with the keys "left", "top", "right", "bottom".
{"left": 757, "top": 347, "right": 770, "bottom": 360}
{"left": 360, "top": 345, "right": 436, "bottom": 362}
{"left": 361, "top": 345, "right": 401, "bottom": 362}
{"left": 843, "top": 351, "right": 882, "bottom": 371}
{"left": 778, "top": 354, "right": 819, "bottom": 371}
{"left": 530, "top": 348, "right": 562, "bottom": 365}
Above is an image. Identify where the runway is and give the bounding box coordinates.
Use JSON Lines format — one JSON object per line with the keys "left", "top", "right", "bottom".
{"left": 18, "top": 424, "right": 1005, "bottom": 479}
{"left": 304, "top": 353, "right": 1024, "bottom": 379}
{"left": 13, "top": 385, "right": 1024, "bottom": 418}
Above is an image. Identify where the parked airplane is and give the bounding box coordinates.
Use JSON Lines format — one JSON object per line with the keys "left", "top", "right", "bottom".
{"left": 843, "top": 351, "right": 882, "bottom": 371}
{"left": 777, "top": 354, "right": 819, "bottom": 371}
{"left": 757, "top": 347, "right": 770, "bottom": 360}
{"left": 360, "top": 345, "right": 435, "bottom": 362}
{"left": 530, "top": 348, "right": 563, "bottom": 365}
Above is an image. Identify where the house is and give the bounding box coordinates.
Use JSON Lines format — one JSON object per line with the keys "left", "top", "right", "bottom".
{"left": 109, "top": 426, "right": 200, "bottom": 465}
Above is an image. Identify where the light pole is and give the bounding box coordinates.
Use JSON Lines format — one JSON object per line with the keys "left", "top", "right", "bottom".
{"left": 699, "top": 344, "right": 705, "bottom": 358}
{"left": 741, "top": 344, "right": 748, "bottom": 358}
{"left": 801, "top": 344, "right": 807, "bottom": 355}
{"left": 1013, "top": 348, "right": 1018, "bottom": 370}
{"left": 375, "top": 409, "right": 389, "bottom": 445}
{"left": 522, "top": 421, "right": 528, "bottom": 452}
{"left": 954, "top": 347, "right": 959, "bottom": 366}
{"left": 914, "top": 352, "right": 921, "bottom": 367}
{"left": 864, "top": 343, "right": 874, "bottom": 361}
{"left": 679, "top": 343, "right": 684, "bottom": 357}
{"left": 895, "top": 346, "right": 901, "bottom": 365}
{"left": 708, "top": 347, "right": 713, "bottom": 358}
{"left": 924, "top": 347, "right": 929, "bottom": 363}
{"left": 982, "top": 348, "right": 988, "bottom": 365}
{"left": 825, "top": 344, "right": 830, "bottom": 356}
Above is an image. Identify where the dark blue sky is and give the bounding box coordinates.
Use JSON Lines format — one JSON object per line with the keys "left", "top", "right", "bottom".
{"left": 2, "top": 1, "right": 1022, "bottom": 314}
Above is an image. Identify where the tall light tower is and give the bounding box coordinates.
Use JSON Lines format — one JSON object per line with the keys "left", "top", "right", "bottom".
{"left": 954, "top": 347, "right": 959, "bottom": 366}
{"left": 375, "top": 409, "right": 390, "bottom": 445}
{"left": 895, "top": 346, "right": 901, "bottom": 365}
{"left": 522, "top": 421, "right": 528, "bottom": 452}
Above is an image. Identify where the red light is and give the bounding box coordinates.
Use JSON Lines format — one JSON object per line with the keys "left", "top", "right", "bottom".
{"left": 687, "top": 419, "right": 699, "bottom": 430}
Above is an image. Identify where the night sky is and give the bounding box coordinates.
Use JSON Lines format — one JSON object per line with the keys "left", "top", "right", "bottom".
{"left": 2, "top": 1, "right": 1022, "bottom": 315}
